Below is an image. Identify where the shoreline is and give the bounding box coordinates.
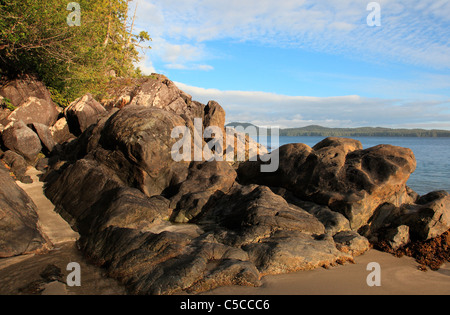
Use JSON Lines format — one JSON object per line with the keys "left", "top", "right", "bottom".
{"left": 1, "top": 246, "right": 448, "bottom": 295}
{"left": 205, "top": 249, "right": 450, "bottom": 295}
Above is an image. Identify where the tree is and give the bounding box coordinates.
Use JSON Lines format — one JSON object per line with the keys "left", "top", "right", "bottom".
{"left": 0, "top": 0, "right": 151, "bottom": 103}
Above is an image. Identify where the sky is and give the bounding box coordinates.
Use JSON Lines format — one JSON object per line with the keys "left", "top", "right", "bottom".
{"left": 133, "top": 0, "right": 450, "bottom": 130}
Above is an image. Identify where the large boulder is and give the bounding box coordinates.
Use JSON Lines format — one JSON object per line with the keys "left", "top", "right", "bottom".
{"left": 31, "top": 123, "right": 56, "bottom": 154}
{"left": 397, "top": 191, "right": 449, "bottom": 241}
{"left": 50, "top": 117, "right": 75, "bottom": 144}
{"left": 363, "top": 190, "right": 450, "bottom": 245}
{"left": 0, "top": 150, "right": 29, "bottom": 182}
{"left": 0, "top": 76, "right": 54, "bottom": 108}
{"left": 170, "top": 161, "right": 237, "bottom": 223}
{"left": 2, "top": 120, "right": 42, "bottom": 161}
{"left": 44, "top": 158, "right": 124, "bottom": 231}
{"left": 198, "top": 183, "right": 326, "bottom": 247}
{"left": 98, "top": 106, "right": 191, "bottom": 196}
{"left": 0, "top": 167, "right": 50, "bottom": 257}
{"left": 101, "top": 75, "right": 197, "bottom": 118}
{"left": 5, "top": 97, "right": 59, "bottom": 126}
{"left": 204, "top": 100, "right": 226, "bottom": 135}
{"left": 238, "top": 137, "right": 417, "bottom": 230}
{"left": 65, "top": 94, "right": 107, "bottom": 136}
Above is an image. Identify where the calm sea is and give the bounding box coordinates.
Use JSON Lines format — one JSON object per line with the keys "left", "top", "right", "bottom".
{"left": 264, "top": 136, "right": 450, "bottom": 196}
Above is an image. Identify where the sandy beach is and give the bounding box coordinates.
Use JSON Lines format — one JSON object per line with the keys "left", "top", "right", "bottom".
{"left": 206, "top": 250, "right": 450, "bottom": 295}
{"left": 1, "top": 244, "right": 448, "bottom": 295}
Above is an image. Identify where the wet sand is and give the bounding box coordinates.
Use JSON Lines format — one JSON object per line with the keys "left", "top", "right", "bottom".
{"left": 0, "top": 242, "right": 127, "bottom": 295}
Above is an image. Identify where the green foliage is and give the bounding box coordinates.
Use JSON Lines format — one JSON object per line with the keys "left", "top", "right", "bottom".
{"left": 0, "top": 97, "right": 16, "bottom": 111}
{"left": 0, "top": 0, "right": 151, "bottom": 102}
{"left": 48, "top": 87, "right": 70, "bottom": 108}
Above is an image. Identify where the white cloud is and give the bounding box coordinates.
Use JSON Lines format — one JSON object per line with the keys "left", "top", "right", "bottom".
{"left": 174, "top": 82, "right": 450, "bottom": 129}
{"left": 137, "top": 0, "right": 450, "bottom": 69}
{"left": 165, "top": 63, "right": 214, "bottom": 71}
{"left": 135, "top": 55, "right": 156, "bottom": 75}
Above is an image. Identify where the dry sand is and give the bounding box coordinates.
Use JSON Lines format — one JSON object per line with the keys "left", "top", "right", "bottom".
{"left": 205, "top": 250, "right": 450, "bottom": 295}
{"left": 0, "top": 168, "right": 448, "bottom": 295}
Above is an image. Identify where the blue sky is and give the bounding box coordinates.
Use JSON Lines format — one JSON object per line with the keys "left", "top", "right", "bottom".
{"left": 133, "top": 0, "right": 450, "bottom": 129}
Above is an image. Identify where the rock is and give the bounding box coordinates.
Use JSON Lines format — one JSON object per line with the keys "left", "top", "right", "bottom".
{"left": 293, "top": 199, "right": 351, "bottom": 235}
{"left": 65, "top": 93, "right": 106, "bottom": 136}
{"left": 88, "top": 187, "right": 171, "bottom": 234}
{"left": 199, "top": 184, "right": 326, "bottom": 246}
{"left": 31, "top": 123, "right": 56, "bottom": 153}
{"left": 50, "top": 117, "right": 75, "bottom": 144}
{"left": 170, "top": 161, "right": 237, "bottom": 223}
{"left": 2, "top": 120, "right": 42, "bottom": 161}
{"left": 333, "top": 230, "right": 370, "bottom": 256}
{"left": 0, "top": 76, "right": 54, "bottom": 109}
{"left": 244, "top": 231, "right": 353, "bottom": 275}
{"left": 204, "top": 100, "right": 226, "bottom": 135}
{"left": 99, "top": 106, "right": 191, "bottom": 196}
{"left": 384, "top": 225, "right": 410, "bottom": 250}
{"left": 101, "top": 75, "right": 194, "bottom": 118}
{"left": 238, "top": 137, "right": 417, "bottom": 230}
{"left": 1, "top": 150, "right": 28, "bottom": 180}
{"left": 42, "top": 81, "right": 389, "bottom": 295}
{"left": 5, "top": 97, "right": 59, "bottom": 127}
{"left": 400, "top": 191, "right": 450, "bottom": 241}
{"left": 35, "top": 156, "right": 50, "bottom": 172}
{"left": 224, "top": 127, "right": 268, "bottom": 163}
{"left": 0, "top": 168, "right": 50, "bottom": 258}
{"left": 40, "top": 264, "right": 64, "bottom": 282}
{"left": 44, "top": 158, "right": 124, "bottom": 230}
{"left": 79, "top": 227, "right": 261, "bottom": 295}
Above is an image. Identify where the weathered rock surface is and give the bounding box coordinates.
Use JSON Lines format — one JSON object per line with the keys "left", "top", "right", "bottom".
{"left": 5, "top": 97, "right": 59, "bottom": 127}
{"left": 199, "top": 184, "right": 326, "bottom": 246}
{"left": 244, "top": 231, "right": 352, "bottom": 276}
{"left": 65, "top": 94, "right": 107, "bottom": 136}
{"left": 170, "top": 161, "right": 237, "bottom": 223}
{"left": 0, "top": 76, "right": 54, "bottom": 109}
{"left": 1, "top": 150, "right": 27, "bottom": 179}
{"left": 50, "top": 117, "right": 75, "bottom": 144}
{"left": 44, "top": 158, "right": 123, "bottom": 230}
{"left": 204, "top": 100, "right": 226, "bottom": 135}
{"left": 2, "top": 120, "right": 42, "bottom": 161}
{"left": 363, "top": 191, "right": 450, "bottom": 246}
{"left": 0, "top": 167, "right": 50, "bottom": 257}
{"left": 98, "top": 105, "right": 191, "bottom": 196}
{"left": 101, "top": 75, "right": 196, "bottom": 117}
{"left": 238, "top": 137, "right": 417, "bottom": 230}
{"left": 333, "top": 230, "right": 370, "bottom": 256}
{"left": 31, "top": 123, "right": 56, "bottom": 154}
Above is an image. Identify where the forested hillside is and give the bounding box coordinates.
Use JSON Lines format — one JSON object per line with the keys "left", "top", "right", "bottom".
{"left": 226, "top": 123, "right": 450, "bottom": 137}
{"left": 0, "top": 0, "right": 150, "bottom": 104}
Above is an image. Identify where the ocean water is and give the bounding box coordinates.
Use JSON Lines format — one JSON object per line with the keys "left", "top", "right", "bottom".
{"left": 263, "top": 136, "right": 450, "bottom": 196}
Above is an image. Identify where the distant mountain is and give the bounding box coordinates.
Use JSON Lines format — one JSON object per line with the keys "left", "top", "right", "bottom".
{"left": 226, "top": 122, "right": 450, "bottom": 137}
